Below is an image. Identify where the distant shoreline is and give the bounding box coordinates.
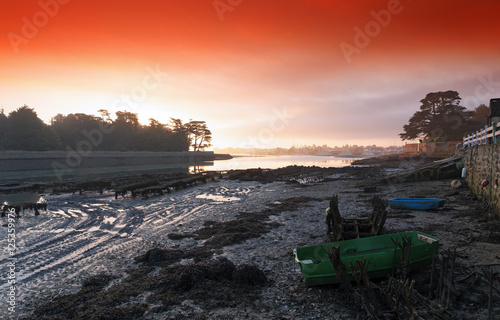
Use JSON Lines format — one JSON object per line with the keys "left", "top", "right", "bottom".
{"left": 351, "top": 153, "right": 450, "bottom": 168}
{"left": 213, "top": 153, "right": 233, "bottom": 160}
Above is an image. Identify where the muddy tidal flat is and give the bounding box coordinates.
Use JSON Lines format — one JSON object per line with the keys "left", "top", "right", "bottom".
{"left": 1, "top": 164, "right": 500, "bottom": 319}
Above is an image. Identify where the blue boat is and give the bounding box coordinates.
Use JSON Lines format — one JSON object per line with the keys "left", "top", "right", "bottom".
{"left": 389, "top": 198, "right": 445, "bottom": 210}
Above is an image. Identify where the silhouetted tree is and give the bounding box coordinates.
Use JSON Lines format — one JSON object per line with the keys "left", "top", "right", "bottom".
{"left": 187, "top": 120, "right": 212, "bottom": 151}
{"left": 110, "top": 111, "right": 142, "bottom": 150}
{"left": 115, "top": 111, "right": 140, "bottom": 127}
{"left": 1, "top": 106, "right": 202, "bottom": 152}
{"left": 470, "top": 104, "right": 489, "bottom": 126}
{"left": 400, "top": 91, "right": 474, "bottom": 141}
{"left": 51, "top": 113, "right": 104, "bottom": 150}
{"left": 138, "top": 118, "right": 179, "bottom": 151}
{"left": 169, "top": 118, "right": 186, "bottom": 133}
{"left": 148, "top": 118, "right": 163, "bottom": 128}
{"left": 0, "top": 105, "right": 61, "bottom": 150}
{"left": 0, "top": 109, "right": 8, "bottom": 142}
{"left": 97, "top": 109, "right": 112, "bottom": 123}
{"left": 168, "top": 118, "right": 191, "bottom": 151}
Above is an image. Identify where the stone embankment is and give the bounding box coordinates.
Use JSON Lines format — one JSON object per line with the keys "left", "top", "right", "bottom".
{"left": 0, "top": 151, "right": 214, "bottom": 182}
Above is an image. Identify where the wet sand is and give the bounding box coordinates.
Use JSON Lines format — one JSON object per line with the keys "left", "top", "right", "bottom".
{"left": 2, "top": 163, "right": 500, "bottom": 319}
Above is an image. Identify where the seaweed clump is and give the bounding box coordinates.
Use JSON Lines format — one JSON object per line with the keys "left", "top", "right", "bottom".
{"left": 233, "top": 264, "right": 267, "bottom": 286}
{"left": 193, "top": 196, "right": 322, "bottom": 249}
{"left": 23, "top": 256, "right": 267, "bottom": 319}
{"left": 195, "top": 218, "right": 274, "bottom": 248}
{"left": 134, "top": 247, "right": 215, "bottom": 266}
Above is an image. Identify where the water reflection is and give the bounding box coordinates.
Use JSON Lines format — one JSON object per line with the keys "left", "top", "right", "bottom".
{"left": 190, "top": 155, "right": 359, "bottom": 172}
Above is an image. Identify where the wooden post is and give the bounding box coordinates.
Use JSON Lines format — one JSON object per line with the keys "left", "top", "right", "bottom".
{"left": 327, "top": 244, "right": 353, "bottom": 295}
{"left": 482, "top": 268, "right": 493, "bottom": 319}
{"left": 493, "top": 122, "right": 497, "bottom": 144}
{"left": 445, "top": 249, "right": 456, "bottom": 308}
{"left": 484, "top": 125, "right": 489, "bottom": 145}
{"left": 326, "top": 194, "right": 343, "bottom": 242}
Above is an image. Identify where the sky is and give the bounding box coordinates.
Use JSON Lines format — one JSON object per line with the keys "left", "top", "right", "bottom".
{"left": 1, "top": 0, "right": 500, "bottom": 149}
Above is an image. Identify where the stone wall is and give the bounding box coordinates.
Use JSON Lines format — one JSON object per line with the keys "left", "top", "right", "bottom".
{"left": 463, "top": 145, "right": 500, "bottom": 214}
{"left": 0, "top": 151, "right": 215, "bottom": 182}
{"left": 403, "top": 141, "right": 461, "bottom": 158}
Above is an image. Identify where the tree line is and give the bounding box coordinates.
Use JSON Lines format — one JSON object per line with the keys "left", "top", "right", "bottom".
{"left": 0, "top": 106, "right": 212, "bottom": 152}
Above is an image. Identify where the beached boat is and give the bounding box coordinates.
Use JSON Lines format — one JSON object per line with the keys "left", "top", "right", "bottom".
{"left": 294, "top": 231, "right": 439, "bottom": 286}
{"left": 389, "top": 198, "right": 445, "bottom": 210}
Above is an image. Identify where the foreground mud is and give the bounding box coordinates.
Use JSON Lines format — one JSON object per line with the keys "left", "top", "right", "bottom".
{"left": 1, "top": 164, "right": 499, "bottom": 319}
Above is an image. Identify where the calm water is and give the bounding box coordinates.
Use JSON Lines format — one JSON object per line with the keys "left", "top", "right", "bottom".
{"left": 2, "top": 155, "right": 363, "bottom": 183}
{"left": 196, "top": 155, "right": 363, "bottom": 171}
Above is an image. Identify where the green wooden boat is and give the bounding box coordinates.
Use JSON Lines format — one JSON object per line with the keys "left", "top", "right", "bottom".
{"left": 294, "top": 231, "right": 439, "bottom": 286}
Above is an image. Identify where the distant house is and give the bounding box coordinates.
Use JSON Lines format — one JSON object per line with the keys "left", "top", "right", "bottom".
{"left": 402, "top": 139, "right": 460, "bottom": 158}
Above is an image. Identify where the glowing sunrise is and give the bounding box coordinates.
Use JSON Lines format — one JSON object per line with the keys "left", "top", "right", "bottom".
{"left": 1, "top": 0, "right": 500, "bottom": 149}
{"left": 3, "top": 2, "right": 500, "bottom": 319}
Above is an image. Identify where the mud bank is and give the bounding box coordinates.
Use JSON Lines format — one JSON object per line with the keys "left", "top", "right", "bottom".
{"left": 1, "top": 164, "right": 499, "bottom": 319}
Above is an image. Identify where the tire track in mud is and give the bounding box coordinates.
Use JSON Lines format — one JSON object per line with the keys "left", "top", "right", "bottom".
{"left": 7, "top": 236, "right": 144, "bottom": 319}
{"left": 10, "top": 204, "right": 146, "bottom": 283}
{"left": 5, "top": 209, "right": 95, "bottom": 262}
{"left": 2, "top": 228, "right": 110, "bottom": 281}
{"left": 1, "top": 182, "right": 272, "bottom": 317}
{"left": 132, "top": 184, "right": 258, "bottom": 242}
{"left": 0, "top": 199, "right": 146, "bottom": 303}
{"left": 12, "top": 233, "right": 115, "bottom": 284}
{"left": 1, "top": 231, "right": 144, "bottom": 317}
{"left": 15, "top": 233, "right": 139, "bottom": 283}
{"left": 136, "top": 203, "right": 211, "bottom": 242}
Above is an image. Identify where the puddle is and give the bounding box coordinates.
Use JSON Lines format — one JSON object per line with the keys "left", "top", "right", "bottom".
{"left": 67, "top": 209, "right": 87, "bottom": 217}
{"left": 103, "top": 216, "right": 117, "bottom": 224}
{"left": 195, "top": 194, "right": 240, "bottom": 202}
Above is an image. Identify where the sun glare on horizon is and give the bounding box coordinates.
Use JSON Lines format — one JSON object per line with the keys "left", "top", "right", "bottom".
{"left": 1, "top": 1, "right": 499, "bottom": 150}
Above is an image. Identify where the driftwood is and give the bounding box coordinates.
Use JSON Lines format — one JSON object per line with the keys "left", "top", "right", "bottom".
{"left": 327, "top": 244, "right": 353, "bottom": 296}
{"left": 326, "top": 195, "right": 343, "bottom": 241}
{"left": 391, "top": 235, "right": 413, "bottom": 281}
{"left": 350, "top": 258, "right": 383, "bottom": 319}
{"left": 385, "top": 277, "right": 419, "bottom": 320}
{"left": 326, "top": 194, "right": 389, "bottom": 242}
{"left": 429, "top": 249, "right": 457, "bottom": 309}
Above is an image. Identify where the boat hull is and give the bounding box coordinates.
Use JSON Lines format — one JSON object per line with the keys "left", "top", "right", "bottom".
{"left": 389, "top": 198, "right": 445, "bottom": 210}
{"left": 294, "top": 231, "right": 439, "bottom": 286}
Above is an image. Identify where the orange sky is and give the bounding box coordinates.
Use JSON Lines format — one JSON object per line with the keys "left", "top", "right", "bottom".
{"left": 2, "top": 0, "right": 500, "bottom": 148}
